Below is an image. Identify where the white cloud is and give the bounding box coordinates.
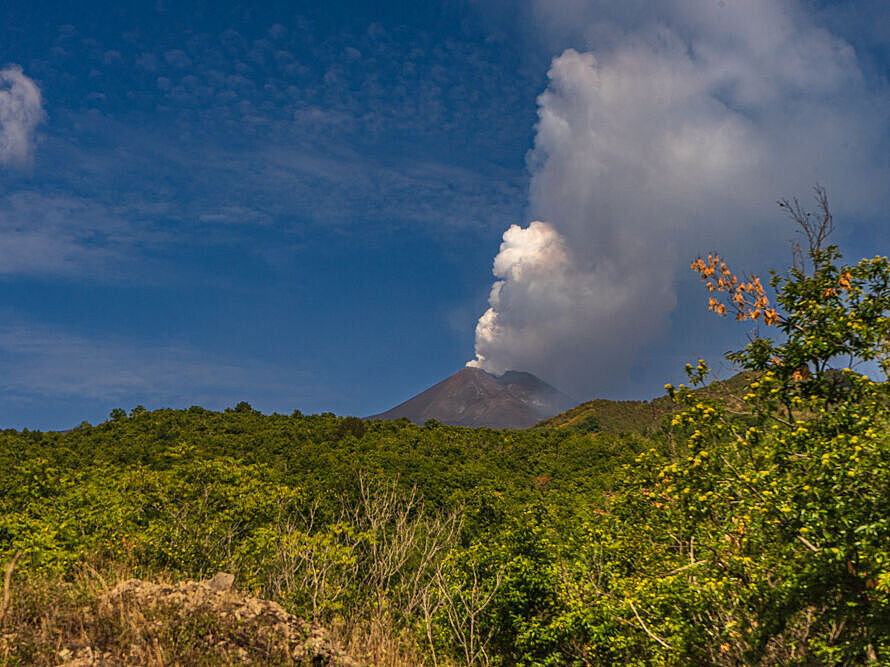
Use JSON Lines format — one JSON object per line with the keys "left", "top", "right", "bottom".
{"left": 468, "top": 217, "right": 675, "bottom": 394}
{"left": 0, "top": 65, "right": 45, "bottom": 167}
{"left": 471, "top": 1, "right": 890, "bottom": 397}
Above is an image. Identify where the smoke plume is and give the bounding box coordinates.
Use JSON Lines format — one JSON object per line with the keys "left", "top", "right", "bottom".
{"left": 470, "top": 2, "right": 889, "bottom": 398}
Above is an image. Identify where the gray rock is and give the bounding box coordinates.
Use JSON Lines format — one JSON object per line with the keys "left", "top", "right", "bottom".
{"left": 206, "top": 572, "right": 235, "bottom": 592}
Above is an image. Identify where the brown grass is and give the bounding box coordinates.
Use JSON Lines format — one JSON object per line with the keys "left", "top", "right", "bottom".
{"left": 0, "top": 563, "right": 364, "bottom": 666}
{"left": 0, "top": 478, "right": 472, "bottom": 666}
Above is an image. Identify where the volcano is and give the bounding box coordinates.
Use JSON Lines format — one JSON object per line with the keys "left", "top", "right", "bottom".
{"left": 369, "top": 367, "right": 577, "bottom": 429}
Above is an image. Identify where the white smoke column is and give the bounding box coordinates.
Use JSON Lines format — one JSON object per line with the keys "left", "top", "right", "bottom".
{"left": 470, "top": 221, "right": 592, "bottom": 372}
{"left": 471, "top": 2, "right": 888, "bottom": 398}
{"left": 0, "top": 65, "right": 45, "bottom": 167}
{"left": 468, "top": 218, "right": 672, "bottom": 391}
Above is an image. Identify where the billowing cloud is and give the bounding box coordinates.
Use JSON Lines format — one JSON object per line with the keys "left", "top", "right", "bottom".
{"left": 0, "top": 65, "right": 45, "bottom": 167}
{"left": 470, "top": 1, "right": 890, "bottom": 397}
{"left": 468, "top": 214, "right": 674, "bottom": 395}
{"left": 468, "top": 219, "right": 672, "bottom": 388}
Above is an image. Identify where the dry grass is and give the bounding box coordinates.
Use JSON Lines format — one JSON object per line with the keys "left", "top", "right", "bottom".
{"left": 336, "top": 621, "right": 429, "bottom": 667}
{"left": 0, "top": 561, "right": 364, "bottom": 666}
{"left": 0, "top": 478, "right": 472, "bottom": 666}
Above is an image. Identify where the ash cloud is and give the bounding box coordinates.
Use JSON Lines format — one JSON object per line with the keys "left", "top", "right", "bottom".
{"left": 0, "top": 65, "right": 45, "bottom": 167}
{"left": 470, "top": 1, "right": 890, "bottom": 398}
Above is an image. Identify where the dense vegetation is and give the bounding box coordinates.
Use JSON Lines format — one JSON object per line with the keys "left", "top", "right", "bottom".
{"left": 2, "top": 194, "right": 889, "bottom": 665}
{"left": 537, "top": 372, "right": 753, "bottom": 435}
{"left": 0, "top": 403, "right": 652, "bottom": 664}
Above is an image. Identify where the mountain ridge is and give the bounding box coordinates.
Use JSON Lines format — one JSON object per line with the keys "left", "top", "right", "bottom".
{"left": 537, "top": 371, "right": 756, "bottom": 433}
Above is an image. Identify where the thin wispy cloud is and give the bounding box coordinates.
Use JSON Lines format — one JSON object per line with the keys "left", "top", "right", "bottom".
{"left": 0, "top": 322, "right": 312, "bottom": 410}
{"left": 0, "top": 65, "right": 45, "bottom": 167}
{"left": 0, "top": 192, "right": 134, "bottom": 277}
{"left": 6, "top": 21, "right": 530, "bottom": 281}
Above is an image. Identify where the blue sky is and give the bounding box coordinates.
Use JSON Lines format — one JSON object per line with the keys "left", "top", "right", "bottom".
{"left": 1, "top": 1, "right": 888, "bottom": 429}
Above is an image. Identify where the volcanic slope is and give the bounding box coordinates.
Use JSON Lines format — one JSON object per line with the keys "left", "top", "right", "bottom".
{"left": 369, "top": 367, "right": 577, "bottom": 429}
{"left": 538, "top": 371, "right": 755, "bottom": 434}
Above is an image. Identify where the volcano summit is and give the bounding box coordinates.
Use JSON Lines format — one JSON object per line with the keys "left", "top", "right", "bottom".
{"left": 369, "top": 367, "right": 576, "bottom": 430}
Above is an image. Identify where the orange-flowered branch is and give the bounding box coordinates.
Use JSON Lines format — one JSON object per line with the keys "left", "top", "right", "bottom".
{"left": 690, "top": 254, "right": 779, "bottom": 326}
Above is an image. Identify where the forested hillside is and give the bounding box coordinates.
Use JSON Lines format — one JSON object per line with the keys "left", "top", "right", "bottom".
{"left": 0, "top": 405, "right": 655, "bottom": 664}
{"left": 2, "top": 200, "right": 889, "bottom": 665}
{"left": 537, "top": 371, "right": 754, "bottom": 434}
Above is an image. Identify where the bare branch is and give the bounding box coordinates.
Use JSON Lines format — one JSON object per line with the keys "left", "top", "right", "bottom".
{"left": 778, "top": 184, "right": 833, "bottom": 271}
{"left": 796, "top": 534, "right": 822, "bottom": 554}
{"left": 629, "top": 600, "right": 674, "bottom": 650}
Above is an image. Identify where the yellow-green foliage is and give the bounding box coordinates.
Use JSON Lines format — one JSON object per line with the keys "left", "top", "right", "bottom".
{"left": 0, "top": 402, "right": 650, "bottom": 665}
{"left": 537, "top": 371, "right": 754, "bottom": 435}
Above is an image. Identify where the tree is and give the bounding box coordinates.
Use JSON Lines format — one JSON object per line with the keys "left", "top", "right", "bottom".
{"left": 645, "top": 188, "right": 890, "bottom": 662}
{"left": 584, "top": 189, "right": 890, "bottom": 663}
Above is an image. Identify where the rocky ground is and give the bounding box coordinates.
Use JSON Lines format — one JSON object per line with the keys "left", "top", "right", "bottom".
{"left": 3, "top": 572, "right": 359, "bottom": 666}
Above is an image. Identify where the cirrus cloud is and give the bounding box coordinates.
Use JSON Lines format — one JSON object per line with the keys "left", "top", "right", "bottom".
{"left": 0, "top": 65, "right": 45, "bottom": 167}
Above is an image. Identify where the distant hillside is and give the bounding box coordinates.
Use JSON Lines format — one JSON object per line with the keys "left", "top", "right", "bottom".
{"left": 369, "top": 367, "right": 577, "bottom": 429}
{"left": 538, "top": 371, "right": 755, "bottom": 434}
